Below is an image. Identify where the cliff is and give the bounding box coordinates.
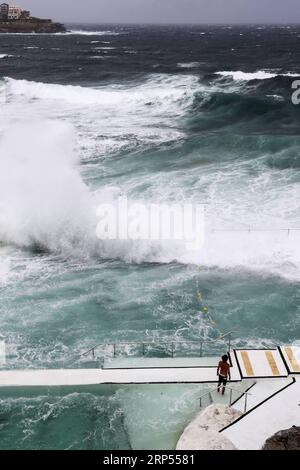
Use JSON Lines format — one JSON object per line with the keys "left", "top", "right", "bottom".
{"left": 0, "top": 18, "right": 66, "bottom": 34}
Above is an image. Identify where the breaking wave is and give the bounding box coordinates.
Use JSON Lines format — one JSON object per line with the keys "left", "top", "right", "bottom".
{"left": 0, "top": 121, "right": 95, "bottom": 256}
{"left": 0, "top": 117, "right": 298, "bottom": 280}
{"left": 66, "top": 30, "right": 122, "bottom": 36}
{"left": 0, "top": 75, "right": 299, "bottom": 280}
{"left": 2, "top": 74, "right": 199, "bottom": 111}
{"left": 216, "top": 70, "right": 300, "bottom": 81}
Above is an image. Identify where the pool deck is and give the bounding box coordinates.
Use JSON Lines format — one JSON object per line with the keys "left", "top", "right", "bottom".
{"left": 0, "top": 351, "right": 242, "bottom": 387}
{"left": 0, "top": 346, "right": 298, "bottom": 387}
{"left": 0, "top": 346, "right": 299, "bottom": 450}
{"left": 221, "top": 376, "right": 300, "bottom": 449}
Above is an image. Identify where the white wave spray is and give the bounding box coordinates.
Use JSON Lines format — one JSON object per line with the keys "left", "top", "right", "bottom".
{"left": 0, "top": 120, "right": 94, "bottom": 255}
{"left": 216, "top": 70, "right": 300, "bottom": 81}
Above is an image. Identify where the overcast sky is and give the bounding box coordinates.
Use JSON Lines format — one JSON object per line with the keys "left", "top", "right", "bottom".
{"left": 19, "top": 0, "right": 300, "bottom": 24}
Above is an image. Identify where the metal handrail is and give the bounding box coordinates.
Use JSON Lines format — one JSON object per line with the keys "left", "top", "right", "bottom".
{"left": 199, "top": 387, "right": 218, "bottom": 407}
{"left": 80, "top": 330, "right": 239, "bottom": 360}
{"left": 199, "top": 384, "right": 254, "bottom": 413}
{"left": 211, "top": 228, "right": 300, "bottom": 233}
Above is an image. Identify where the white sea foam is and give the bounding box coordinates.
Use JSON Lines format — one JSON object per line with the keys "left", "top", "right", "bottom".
{"left": 216, "top": 70, "right": 300, "bottom": 81}
{"left": 0, "top": 78, "right": 299, "bottom": 280}
{"left": 0, "top": 118, "right": 298, "bottom": 282}
{"left": 89, "top": 55, "right": 108, "bottom": 59}
{"left": 67, "top": 30, "right": 121, "bottom": 36}
{"left": 0, "top": 248, "right": 11, "bottom": 285}
{"left": 0, "top": 121, "right": 298, "bottom": 281}
{"left": 7, "top": 30, "right": 121, "bottom": 37}
{"left": 177, "top": 62, "right": 200, "bottom": 69}
{"left": 0, "top": 54, "right": 13, "bottom": 59}
{"left": 0, "top": 121, "right": 94, "bottom": 256}
{"left": 0, "top": 74, "right": 200, "bottom": 258}
{"left": 0, "top": 75, "right": 194, "bottom": 160}
{"left": 3, "top": 74, "right": 198, "bottom": 112}
{"left": 0, "top": 119, "right": 187, "bottom": 262}
{"left": 93, "top": 46, "right": 116, "bottom": 50}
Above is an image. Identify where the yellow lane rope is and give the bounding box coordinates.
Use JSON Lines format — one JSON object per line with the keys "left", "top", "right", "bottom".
{"left": 197, "top": 292, "right": 225, "bottom": 340}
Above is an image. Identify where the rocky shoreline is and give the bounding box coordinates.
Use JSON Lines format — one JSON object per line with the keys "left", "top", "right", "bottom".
{"left": 0, "top": 19, "right": 66, "bottom": 34}
{"left": 176, "top": 405, "right": 300, "bottom": 450}
{"left": 176, "top": 405, "right": 242, "bottom": 450}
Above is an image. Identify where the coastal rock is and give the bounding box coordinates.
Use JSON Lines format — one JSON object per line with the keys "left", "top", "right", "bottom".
{"left": 176, "top": 404, "right": 242, "bottom": 450}
{"left": 262, "top": 426, "right": 300, "bottom": 450}
{"left": 0, "top": 20, "right": 66, "bottom": 34}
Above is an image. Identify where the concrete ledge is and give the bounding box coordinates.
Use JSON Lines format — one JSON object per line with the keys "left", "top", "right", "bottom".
{"left": 0, "top": 363, "right": 241, "bottom": 387}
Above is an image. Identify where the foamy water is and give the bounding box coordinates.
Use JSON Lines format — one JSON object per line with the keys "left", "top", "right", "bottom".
{"left": 0, "top": 74, "right": 299, "bottom": 280}
{"left": 216, "top": 70, "right": 300, "bottom": 80}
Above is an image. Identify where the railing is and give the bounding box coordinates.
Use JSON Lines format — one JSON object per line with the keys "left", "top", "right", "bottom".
{"left": 199, "top": 384, "right": 254, "bottom": 413}
{"left": 80, "top": 330, "right": 238, "bottom": 362}
{"left": 210, "top": 228, "right": 300, "bottom": 236}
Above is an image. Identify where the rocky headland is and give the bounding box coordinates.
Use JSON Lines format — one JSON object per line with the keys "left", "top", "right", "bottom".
{"left": 0, "top": 18, "right": 66, "bottom": 33}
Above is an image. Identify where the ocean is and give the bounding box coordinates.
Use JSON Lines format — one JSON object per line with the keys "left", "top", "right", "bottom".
{"left": 0, "top": 23, "right": 299, "bottom": 449}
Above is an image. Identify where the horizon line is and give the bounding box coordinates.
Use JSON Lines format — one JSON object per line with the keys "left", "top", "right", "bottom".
{"left": 62, "top": 21, "right": 300, "bottom": 26}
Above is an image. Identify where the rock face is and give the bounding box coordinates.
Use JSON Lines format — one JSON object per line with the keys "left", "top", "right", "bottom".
{"left": 0, "top": 19, "right": 66, "bottom": 33}
{"left": 262, "top": 426, "right": 300, "bottom": 450}
{"left": 176, "top": 404, "right": 242, "bottom": 450}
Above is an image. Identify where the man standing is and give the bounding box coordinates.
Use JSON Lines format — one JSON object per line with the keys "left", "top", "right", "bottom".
{"left": 217, "top": 354, "right": 231, "bottom": 395}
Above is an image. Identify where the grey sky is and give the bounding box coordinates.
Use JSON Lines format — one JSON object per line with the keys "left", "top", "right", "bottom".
{"left": 15, "top": 0, "right": 300, "bottom": 24}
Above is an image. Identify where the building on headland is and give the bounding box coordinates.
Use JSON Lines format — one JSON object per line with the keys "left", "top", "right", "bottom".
{"left": 0, "top": 2, "right": 66, "bottom": 33}
{"left": 0, "top": 3, "right": 31, "bottom": 21}
{"left": 0, "top": 3, "right": 9, "bottom": 20}
{"left": 8, "top": 5, "right": 26, "bottom": 20}
{"left": 20, "top": 9, "right": 30, "bottom": 19}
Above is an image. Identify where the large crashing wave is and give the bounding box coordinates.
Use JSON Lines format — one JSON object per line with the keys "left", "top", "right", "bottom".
{"left": 0, "top": 76, "right": 299, "bottom": 280}
{"left": 0, "top": 75, "right": 200, "bottom": 155}
{"left": 2, "top": 75, "right": 199, "bottom": 111}
{"left": 0, "top": 121, "right": 95, "bottom": 255}
{"left": 2, "top": 73, "right": 298, "bottom": 137}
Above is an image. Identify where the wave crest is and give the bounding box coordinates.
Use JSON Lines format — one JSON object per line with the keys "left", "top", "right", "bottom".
{"left": 216, "top": 70, "right": 300, "bottom": 81}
